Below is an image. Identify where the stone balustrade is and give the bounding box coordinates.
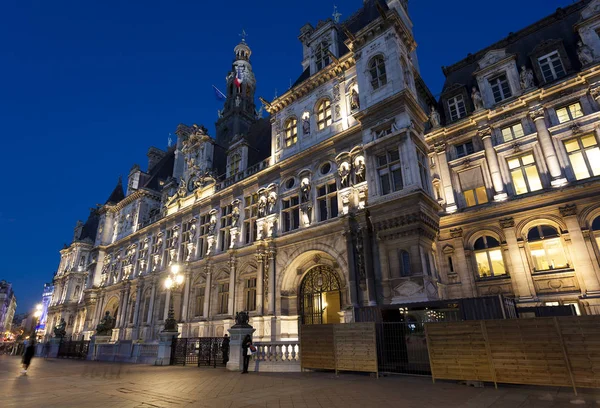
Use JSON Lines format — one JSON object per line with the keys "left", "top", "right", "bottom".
{"left": 249, "top": 341, "right": 301, "bottom": 372}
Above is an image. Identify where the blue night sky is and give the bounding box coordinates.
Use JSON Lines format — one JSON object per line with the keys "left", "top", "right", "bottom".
{"left": 0, "top": 0, "right": 569, "bottom": 312}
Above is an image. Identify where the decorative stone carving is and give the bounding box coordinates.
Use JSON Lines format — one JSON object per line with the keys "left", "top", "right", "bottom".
{"left": 302, "top": 111, "right": 311, "bottom": 136}
{"left": 559, "top": 204, "right": 577, "bottom": 217}
{"left": 339, "top": 189, "right": 351, "bottom": 215}
{"left": 267, "top": 191, "right": 277, "bottom": 215}
{"left": 265, "top": 214, "right": 278, "bottom": 238}
{"left": 429, "top": 106, "right": 440, "bottom": 128}
{"left": 528, "top": 105, "right": 546, "bottom": 121}
{"left": 471, "top": 87, "right": 484, "bottom": 111}
{"left": 300, "top": 203, "right": 312, "bottom": 226}
{"left": 577, "top": 40, "right": 595, "bottom": 66}
{"left": 589, "top": 82, "right": 600, "bottom": 102}
{"left": 499, "top": 217, "right": 515, "bottom": 229}
{"left": 206, "top": 235, "right": 216, "bottom": 255}
{"left": 333, "top": 83, "right": 340, "bottom": 102}
{"left": 256, "top": 218, "right": 265, "bottom": 241}
{"left": 393, "top": 280, "right": 424, "bottom": 297}
{"left": 350, "top": 88, "right": 360, "bottom": 111}
{"left": 258, "top": 195, "right": 267, "bottom": 218}
{"left": 477, "top": 126, "right": 492, "bottom": 139}
{"left": 354, "top": 182, "right": 368, "bottom": 210}
{"left": 233, "top": 311, "right": 251, "bottom": 327}
{"left": 95, "top": 311, "right": 116, "bottom": 336}
{"left": 449, "top": 228, "right": 463, "bottom": 238}
{"left": 208, "top": 213, "right": 217, "bottom": 235}
{"left": 519, "top": 65, "right": 535, "bottom": 90}
{"left": 338, "top": 161, "right": 351, "bottom": 188}
{"left": 354, "top": 156, "right": 366, "bottom": 184}
{"left": 301, "top": 177, "right": 311, "bottom": 202}
{"left": 54, "top": 318, "right": 67, "bottom": 338}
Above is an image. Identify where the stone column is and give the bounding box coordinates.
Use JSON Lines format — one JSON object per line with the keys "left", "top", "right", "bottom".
{"left": 360, "top": 223, "right": 377, "bottom": 306}
{"left": 228, "top": 256, "right": 237, "bottom": 316}
{"left": 500, "top": 218, "right": 536, "bottom": 302}
{"left": 529, "top": 105, "right": 567, "bottom": 187}
{"left": 256, "top": 250, "right": 265, "bottom": 315}
{"left": 181, "top": 271, "right": 191, "bottom": 322}
{"left": 93, "top": 291, "right": 105, "bottom": 325}
{"left": 560, "top": 205, "right": 600, "bottom": 296}
{"left": 121, "top": 284, "right": 131, "bottom": 328}
{"left": 268, "top": 246, "right": 277, "bottom": 315}
{"left": 343, "top": 226, "right": 359, "bottom": 307}
{"left": 226, "top": 325, "right": 256, "bottom": 372}
{"left": 203, "top": 270, "right": 211, "bottom": 319}
{"left": 131, "top": 280, "right": 144, "bottom": 339}
{"left": 146, "top": 279, "right": 157, "bottom": 324}
{"left": 434, "top": 143, "right": 457, "bottom": 213}
{"left": 479, "top": 127, "right": 507, "bottom": 201}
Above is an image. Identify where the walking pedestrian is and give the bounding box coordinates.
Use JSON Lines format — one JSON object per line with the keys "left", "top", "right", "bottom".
{"left": 241, "top": 334, "right": 253, "bottom": 374}
{"left": 222, "top": 334, "right": 230, "bottom": 365}
{"left": 21, "top": 338, "right": 36, "bottom": 375}
{"left": 43, "top": 341, "right": 50, "bottom": 359}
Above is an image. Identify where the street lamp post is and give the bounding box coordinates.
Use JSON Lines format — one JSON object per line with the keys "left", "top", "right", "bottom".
{"left": 33, "top": 304, "right": 43, "bottom": 341}
{"left": 163, "top": 264, "right": 184, "bottom": 332}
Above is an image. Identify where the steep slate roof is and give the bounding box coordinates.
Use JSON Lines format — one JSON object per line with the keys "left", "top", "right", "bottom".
{"left": 105, "top": 177, "right": 125, "bottom": 205}
{"left": 440, "top": 1, "right": 587, "bottom": 96}
{"left": 78, "top": 208, "right": 100, "bottom": 242}
{"left": 142, "top": 146, "right": 176, "bottom": 191}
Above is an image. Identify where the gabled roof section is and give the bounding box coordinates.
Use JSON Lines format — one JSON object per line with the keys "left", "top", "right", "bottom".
{"left": 78, "top": 208, "right": 100, "bottom": 242}
{"left": 105, "top": 177, "right": 125, "bottom": 205}
{"left": 142, "top": 146, "right": 175, "bottom": 191}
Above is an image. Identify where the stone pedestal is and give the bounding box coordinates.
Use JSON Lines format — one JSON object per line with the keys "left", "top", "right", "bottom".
{"left": 88, "top": 335, "right": 111, "bottom": 360}
{"left": 226, "top": 326, "right": 255, "bottom": 372}
{"left": 155, "top": 331, "right": 178, "bottom": 366}
{"left": 47, "top": 337, "right": 62, "bottom": 358}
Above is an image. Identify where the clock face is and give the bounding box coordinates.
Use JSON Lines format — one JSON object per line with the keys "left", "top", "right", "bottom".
{"left": 187, "top": 175, "right": 197, "bottom": 192}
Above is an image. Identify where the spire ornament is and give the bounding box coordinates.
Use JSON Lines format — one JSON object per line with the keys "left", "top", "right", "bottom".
{"left": 332, "top": 5, "right": 342, "bottom": 23}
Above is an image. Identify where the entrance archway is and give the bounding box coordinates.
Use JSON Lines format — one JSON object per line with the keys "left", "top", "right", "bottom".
{"left": 299, "top": 265, "right": 341, "bottom": 325}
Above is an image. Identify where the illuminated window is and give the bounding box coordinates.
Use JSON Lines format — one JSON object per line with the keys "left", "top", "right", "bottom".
{"left": 556, "top": 102, "right": 583, "bottom": 124}
{"left": 284, "top": 117, "right": 298, "bottom": 147}
{"left": 217, "top": 282, "right": 229, "bottom": 315}
{"left": 219, "top": 204, "right": 233, "bottom": 251}
{"left": 474, "top": 236, "right": 506, "bottom": 278}
{"left": 447, "top": 95, "right": 466, "bottom": 121}
{"left": 508, "top": 154, "right": 543, "bottom": 195}
{"left": 564, "top": 134, "right": 600, "bottom": 180}
{"left": 316, "top": 99, "right": 332, "bottom": 130}
{"left": 228, "top": 153, "right": 241, "bottom": 176}
{"left": 317, "top": 182, "right": 338, "bottom": 221}
{"left": 282, "top": 195, "right": 300, "bottom": 232}
{"left": 458, "top": 168, "right": 488, "bottom": 207}
{"left": 194, "top": 287, "right": 205, "bottom": 316}
{"left": 527, "top": 225, "right": 569, "bottom": 271}
{"left": 315, "top": 41, "right": 330, "bottom": 71}
{"left": 489, "top": 74, "right": 512, "bottom": 103}
{"left": 244, "top": 194, "right": 259, "bottom": 244}
{"left": 501, "top": 123, "right": 525, "bottom": 142}
{"left": 244, "top": 278, "right": 257, "bottom": 311}
{"left": 377, "top": 150, "right": 402, "bottom": 195}
{"left": 369, "top": 55, "right": 387, "bottom": 90}
{"left": 538, "top": 52, "right": 566, "bottom": 82}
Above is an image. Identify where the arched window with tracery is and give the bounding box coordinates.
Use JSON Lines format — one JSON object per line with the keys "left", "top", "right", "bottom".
{"left": 369, "top": 55, "right": 387, "bottom": 90}
{"left": 315, "top": 41, "right": 330, "bottom": 71}
{"left": 527, "top": 225, "right": 569, "bottom": 271}
{"left": 316, "top": 99, "right": 332, "bottom": 131}
{"left": 284, "top": 117, "right": 298, "bottom": 147}
{"left": 474, "top": 236, "right": 506, "bottom": 278}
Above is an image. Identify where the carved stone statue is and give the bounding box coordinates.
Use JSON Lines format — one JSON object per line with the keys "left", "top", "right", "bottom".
{"left": 95, "top": 311, "right": 116, "bottom": 336}
{"left": 235, "top": 95, "right": 241, "bottom": 107}
{"left": 53, "top": 318, "right": 66, "bottom": 338}
{"left": 472, "top": 87, "right": 484, "bottom": 110}
{"left": 267, "top": 192, "right": 277, "bottom": 214}
{"left": 208, "top": 214, "right": 217, "bottom": 235}
{"left": 429, "top": 106, "right": 440, "bottom": 128}
{"left": 519, "top": 65, "right": 535, "bottom": 89}
{"left": 258, "top": 195, "right": 267, "bottom": 218}
{"left": 577, "top": 41, "right": 595, "bottom": 66}
{"left": 355, "top": 159, "right": 366, "bottom": 183}
{"left": 177, "top": 177, "right": 187, "bottom": 198}
{"left": 338, "top": 162, "right": 351, "bottom": 188}
{"left": 301, "top": 178, "right": 311, "bottom": 202}
{"left": 302, "top": 116, "right": 310, "bottom": 135}
{"left": 350, "top": 88, "right": 360, "bottom": 110}
{"left": 233, "top": 311, "right": 251, "bottom": 327}
{"left": 232, "top": 206, "right": 240, "bottom": 227}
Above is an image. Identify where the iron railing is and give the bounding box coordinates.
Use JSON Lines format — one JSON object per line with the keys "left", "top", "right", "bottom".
{"left": 57, "top": 339, "right": 90, "bottom": 359}
{"left": 170, "top": 337, "right": 226, "bottom": 367}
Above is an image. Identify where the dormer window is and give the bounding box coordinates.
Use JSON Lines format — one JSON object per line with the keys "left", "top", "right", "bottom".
{"left": 315, "top": 41, "right": 330, "bottom": 71}
{"left": 448, "top": 95, "right": 466, "bottom": 121}
{"left": 369, "top": 55, "right": 387, "bottom": 90}
{"left": 228, "top": 153, "right": 241, "bottom": 176}
{"left": 538, "top": 52, "right": 565, "bottom": 82}
{"left": 489, "top": 74, "right": 512, "bottom": 103}
{"left": 316, "top": 99, "right": 332, "bottom": 130}
{"left": 284, "top": 117, "right": 298, "bottom": 147}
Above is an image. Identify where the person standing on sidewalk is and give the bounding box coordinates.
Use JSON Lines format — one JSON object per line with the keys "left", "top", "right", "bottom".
{"left": 21, "top": 338, "right": 36, "bottom": 375}
{"left": 241, "top": 334, "right": 252, "bottom": 374}
{"left": 222, "top": 334, "right": 230, "bottom": 365}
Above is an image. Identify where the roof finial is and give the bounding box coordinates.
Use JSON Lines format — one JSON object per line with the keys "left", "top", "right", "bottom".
{"left": 333, "top": 5, "right": 342, "bottom": 23}
{"left": 239, "top": 29, "right": 248, "bottom": 43}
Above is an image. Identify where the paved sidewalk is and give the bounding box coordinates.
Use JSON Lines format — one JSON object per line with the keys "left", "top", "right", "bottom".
{"left": 1, "top": 355, "right": 599, "bottom": 407}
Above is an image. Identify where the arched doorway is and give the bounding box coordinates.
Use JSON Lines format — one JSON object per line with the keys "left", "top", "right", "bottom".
{"left": 299, "top": 265, "right": 341, "bottom": 325}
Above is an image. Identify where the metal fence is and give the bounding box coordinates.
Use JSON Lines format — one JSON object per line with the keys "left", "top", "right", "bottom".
{"left": 57, "top": 340, "right": 90, "bottom": 359}
{"left": 375, "top": 322, "right": 431, "bottom": 376}
{"left": 170, "top": 337, "right": 226, "bottom": 367}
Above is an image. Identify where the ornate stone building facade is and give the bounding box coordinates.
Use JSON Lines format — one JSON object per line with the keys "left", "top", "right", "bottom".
{"left": 428, "top": 0, "right": 600, "bottom": 315}
{"left": 45, "top": 0, "right": 600, "bottom": 342}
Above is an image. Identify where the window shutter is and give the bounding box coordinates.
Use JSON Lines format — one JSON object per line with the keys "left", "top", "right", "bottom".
{"left": 458, "top": 168, "right": 484, "bottom": 191}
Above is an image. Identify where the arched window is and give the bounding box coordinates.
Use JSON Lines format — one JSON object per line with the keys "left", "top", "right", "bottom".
{"left": 399, "top": 250, "right": 411, "bottom": 277}
{"left": 369, "top": 55, "right": 387, "bottom": 90}
{"left": 73, "top": 285, "right": 81, "bottom": 300}
{"left": 593, "top": 216, "right": 600, "bottom": 251}
{"left": 316, "top": 99, "right": 332, "bottom": 130}
{"left": 284, "top": 117, "right": 298, "bottom": 147}
{"left": 527, "top": 225, "right": 569, "bottom": 271}
{"left": 474, "top": 236, "right": 506, "bottom": 278}
{"left": 315, "top": 41, "right": 330, "bottom": 71}
{"left": 228, "top": 153, "right": 241, "bottom": 176}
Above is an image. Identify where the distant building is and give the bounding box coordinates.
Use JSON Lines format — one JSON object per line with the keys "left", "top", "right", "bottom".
{"left": 0, "top": 281, "right": 17, "bottom": 339}
{"left": 38, "top": 283, "right": 53, "bottom": 335}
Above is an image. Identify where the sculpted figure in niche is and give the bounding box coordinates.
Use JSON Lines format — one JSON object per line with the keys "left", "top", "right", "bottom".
{"left": 519, "top": 65, "right": 535, "bottom": 89}
{"left": 302, "top": 116, "right": 310, "bottom": 135}
{"left": 177, "top": 177, "right": 187, "bottom": 198}
{"left": 208, "top": 214, "right": 217, "bottom": 235}
{"left": 355, "top": 158, "right": 366, "bottom": 183}
{"left": 235, "top": 95, "right": 241, "bottom": 107}
{"left": 577, "top": 41, "right": 595, "bottom": 66}
{"left": 338, "top": 162, "right": 351, "bottom": 188}
{"left": 350, "top": 88, "right": 360, "bottom": 110}
{"left": 472, "top": 87, "right": 484, "bottom": 110}
{"left": 301, "top": 178, "right": 311, "bottom": 202}
{"left": 258, "top": 195, "right": 267, "bottom": 218}
{"left": 267, "top": 192, "right": 277, "bottom": 214}
{"left": 429, "top": 106, "right": 440, "bottom": 128}
{"left": 231, "top": 206, "right": 240, "bottom": 227}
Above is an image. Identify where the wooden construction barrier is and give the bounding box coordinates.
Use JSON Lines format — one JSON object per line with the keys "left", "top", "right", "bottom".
{"left": 300, "top": 323, "right": 378, "bottom": 376}
{"left": 425, "top": 316, "right": 600, "bottom": 395}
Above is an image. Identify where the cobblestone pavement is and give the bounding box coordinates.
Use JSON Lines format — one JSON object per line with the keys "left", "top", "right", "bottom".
{"left": 1, "top": 355, "right": 599, "bottom": 408}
